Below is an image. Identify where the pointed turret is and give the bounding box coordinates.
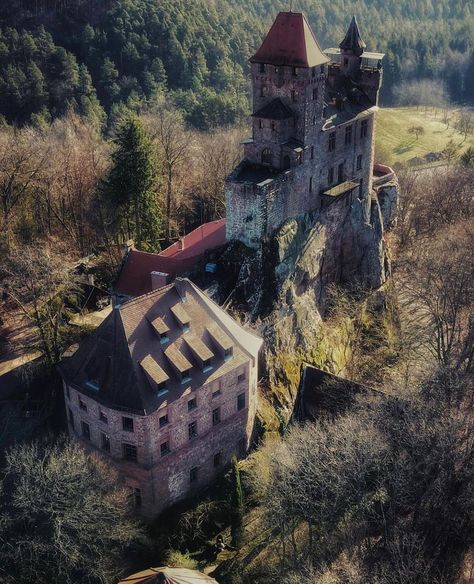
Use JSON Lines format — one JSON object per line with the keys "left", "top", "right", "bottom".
{"left": 250, "top": 12, "right": 329, "bottom": 68}
{"left": 339, "top": 16, "right": 366, "bottom": 57}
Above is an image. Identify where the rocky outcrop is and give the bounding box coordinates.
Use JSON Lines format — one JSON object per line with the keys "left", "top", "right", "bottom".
{"left": 376, "top": 180, "right": 399, "bottom": 230}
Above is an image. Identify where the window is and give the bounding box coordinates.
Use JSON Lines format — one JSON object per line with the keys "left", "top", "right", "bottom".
{"left": 338, "top": 163, "right": 345, "bottom": 183}
{"left": 68, "top": 408, "right": 74, "bottom": 428}
{"left": 292, "top": 66, "right": 297, "bottom": 76}
{"left": 357, "top": 154, "right": 363, "bottom": 171}
{"left": 328, "top": 167, "right": 334, "bottom": 184}
{"left": 214, "top": 452, "right": 222, "bottom": 467}
{"left": 212, "top": 389, "right": 222, "bottom": 399}
{"left": 238, "top": 437, "right": 246, "bottom": 457}
{"left": 312, "top": 67, "right": 316, "bottom": 78}
{"left": 99, "top": 409, "right": 108, "bottom": 424}
{"left": 238, "top": 372, "right": 246, "bottom": 383}
{"left": 296, "top": 152, "right": 303, "bottom": 166}
{"left": 81, "top": 420, "right": 90, "bottom": 441}
{"left": 312, "top": 116, "right": 317, "bottom": 126}
{"left": 101, "top": 432, "right": 110, "bottom": 452}
{"left": 345, "top": 125, "right": 352, "bottom": 145}
{"left": 159, "top": 414, "right": 169, "bottom": 428}
{"left": 261, "top": 148, "right": 272, "bottom": 165}
{"left": 361, "top": 119, "right": 369, "bottom": 138}
{"left": 188, "top": 421, "right": 197, "bottom": 440}
{"left": 79, "top": 396, "right": 87, "bottom": 411}
{"left": 283, "top": 155, "right": 291, "bottom": 170}
{"left": 259, "top": 63, "right": 265, "bottom": 73}
{"left": 328, "top": 132, "right": 336, "bottom": 152}
{"left": 313, "top": 87, "right": 318, "bottom": 100}
{"left": 311, "top": 146, "right": 314, "bottom": 160}
{"left": 190, "top": 466, "right": 199, "bottom": 483}
{"left": 212, "top": 407, "right": 221, "bottom": 426}
{"left": 181, "top": 369, "right": 192, "bottom": 384}
{"left": 188, "top": 398, "right": 197, "bottom": 411}
{"left": 260, "top": 85, "right": 266, "bottom": 98}
{"left": 132, "top": 487, "right": 142, "bottom": 508}
{"left": 160, "top": 441, "right": 170, "bottom": 457}
{"left": 202, "top": 358, "right": 213, "bottom": 372}
{"left": 344, "top": 57, "right": 349, "bottom": 67}
{"left": 291, "top": 90, "right": 296, "bottom": 103}
{"left": 123, "top": 443, "right": 137, "bottom": 462}
{"left": 309, "top": 177, "right": 313, "bottom": 193}
{"left": 258, "top": 119, "right": 263, "bottom": 129}
{"left": 157, "top": 381, "right": 168, "bottom": 396}
{"left": 122, "top": 416, "right": 134, "bottom": 432}
{"left": 271, "top": 121, "right": 276, "bottom": 131}
{"left": 237, "top": 393, "right": 246, "bottom": 411}
{"left": 320, "top": 65, "right": 325, "bottom": 73}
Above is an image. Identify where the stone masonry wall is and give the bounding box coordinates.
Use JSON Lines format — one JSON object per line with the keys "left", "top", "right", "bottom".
{"left": 64, "top": 357, "right": 258, "bottom": 517}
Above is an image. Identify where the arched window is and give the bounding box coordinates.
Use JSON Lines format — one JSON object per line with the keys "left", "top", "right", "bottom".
{"left": 261, "top": 148, "right": 272, "bottom": 165}
{"left": 283, "top": 155, "right": 291, "bottom": 170}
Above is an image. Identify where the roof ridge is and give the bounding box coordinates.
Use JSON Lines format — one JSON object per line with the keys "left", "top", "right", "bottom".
{"left": 120, "top": 282, "right": 175, "bottom": 309}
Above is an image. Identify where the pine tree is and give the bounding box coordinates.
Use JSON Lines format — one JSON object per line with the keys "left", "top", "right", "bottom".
{"left": 229, "top": 455, "right": 244, "bottom": 548}
{"left": 103, "top": 116, "right": 162, "bottom": 250}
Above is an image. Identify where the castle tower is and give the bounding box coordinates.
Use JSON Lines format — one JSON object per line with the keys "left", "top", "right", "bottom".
{"left": 339, "top": 16, "right": 366, "bottom": 77}
{"left": 225, "top": 12, "right": 384, "bottom": 249}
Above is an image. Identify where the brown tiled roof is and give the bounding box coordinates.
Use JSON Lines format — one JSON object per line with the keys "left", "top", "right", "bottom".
{"left": 58, "top": 279, "right": 263, "bottom": 414}
{"left": 250, "top": 12, "right": 329, "bottom": 68}
{"left": 252, "top": 98, "right": 295, "bottom": 120}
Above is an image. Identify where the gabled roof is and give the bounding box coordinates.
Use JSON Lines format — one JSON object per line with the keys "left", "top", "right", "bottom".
{"left": 250, "top": 11, "right": 329, "bottom": 68}
{"left": 58, "top": 278, "right": 262, "bottom": 415}
{"left": 115, "top": 219, "right": 226, "bottom": 298}
{"left": 252, "top": 98, "right": 295, "bottom": 120}
{"left": 339, "top": 16, "right": 366, "bottom": 56}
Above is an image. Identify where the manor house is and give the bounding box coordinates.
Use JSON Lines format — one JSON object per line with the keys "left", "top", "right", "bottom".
{"left": 59, "top": 278, "right": 262, "bottom": 516}
{"left": 226, "top": 12, "right": 384, "bottom": 247}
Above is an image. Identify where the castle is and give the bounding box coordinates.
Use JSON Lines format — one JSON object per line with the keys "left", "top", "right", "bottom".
{"left": 226, "top": 12, "right": 384, "bottom": 248}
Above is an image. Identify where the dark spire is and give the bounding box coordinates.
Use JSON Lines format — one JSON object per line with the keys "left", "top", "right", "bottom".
{"left": 339, "top": 16, "right": 366, "bottom": 57}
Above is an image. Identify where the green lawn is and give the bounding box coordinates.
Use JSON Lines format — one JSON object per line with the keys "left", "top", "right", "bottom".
{"left": 375, "top": 107, "right": 473, "bottom": 166}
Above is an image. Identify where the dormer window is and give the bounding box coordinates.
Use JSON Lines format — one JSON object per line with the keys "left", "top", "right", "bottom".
{"left": 181, "top": 369, "right": 192, "bottom": 384}
{"left": 202, "top": 358, "right": 213, "bottom": 372}
{"left": 86, "top": 380, "right": 99, "bottom": 391}
{"left": 157, "top": 381, "right": 168, "bottom": 396}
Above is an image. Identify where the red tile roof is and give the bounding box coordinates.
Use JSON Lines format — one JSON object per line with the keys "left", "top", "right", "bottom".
{"left": 250, "top": 11, "right": 329, "bottom": 68}
{"left": 115, "top": 219, "right": 226, "bottom": 298}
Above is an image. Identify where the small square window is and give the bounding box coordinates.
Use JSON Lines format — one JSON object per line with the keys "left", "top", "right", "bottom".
{"left": 99, "top": 409, "right": 108, "bottom": 424}
{"left": 122, "top": 416, "right": 134, "bottom": 432}
{"left": 159, "top": 414, "right": 169, "bottom": 428}
{"left": 160, "top": 441, "right": 170, "bottom": 457}
{"left": 181, "top": 369, "right": 192, "bottom": 384}
{"left": 188, "top": 421, "right": 197, "bottom": 440}
{"left": 81, "top": 420, "right": 90, "bottom": 441}
{"left": 101, "top": 432, "right": 110, "bottom": 452}
{"left": 212, "top": 407, "right": 221, "bottom": 426}
{"left": 212, "top": 389, "right": 222, "bottom": 399}
{"left": 202, "top": 359, "right": 213, "bottom": 372}
{"left": 188, "top": 398, "right": 197, "bottom": 411}
{"left": 190, "top": 466, "right": 199, "bottom": 483}
{"left": 79, "top": 396, "right": 87, "bottom": 412}
{"left": 157, "top": 382, "right": 168, "bottom": 396}
{"left": 238, "top": 372, "right": 246, "bottom": 383}
{"left": 237, "top": 393, "right": 246, "bottom": 411}
{"left": 213, "top": 452, "right": 222, "bottom": 467}
{"left": 123, "top": 443, "right": 137, "bottom": 462}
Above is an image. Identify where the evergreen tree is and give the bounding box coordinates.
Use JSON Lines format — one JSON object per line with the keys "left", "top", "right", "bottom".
{"left": 103, "top": 116, "right": 162, "bottom": 251}
{"left": 229, "top": 455, "right": 244, "bottom": 548}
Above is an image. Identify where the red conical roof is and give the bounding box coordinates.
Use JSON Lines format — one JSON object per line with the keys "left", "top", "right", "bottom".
{"left": 250, "top": 12, "right": 329, "bottom": 68}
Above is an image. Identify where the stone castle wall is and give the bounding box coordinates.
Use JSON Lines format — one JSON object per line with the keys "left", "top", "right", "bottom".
{"left": 64, "top": 357, "right": 258, "bottom": 516}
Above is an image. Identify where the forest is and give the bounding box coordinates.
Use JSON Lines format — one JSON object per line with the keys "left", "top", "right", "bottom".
{"left": 0, "top": 0, "right": 473, "bottom": 128}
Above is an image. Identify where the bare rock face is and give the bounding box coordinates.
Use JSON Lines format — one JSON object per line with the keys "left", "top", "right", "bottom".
{"left": 375, "top": 178, "right": 399, "bottom": 230}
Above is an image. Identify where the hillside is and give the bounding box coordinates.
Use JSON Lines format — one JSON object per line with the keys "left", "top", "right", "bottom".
{"left": 0, "top": 0, "right": 472, "bottom": 128}
{"left": 376, "top": 107, "right": 474, "bottom": 166}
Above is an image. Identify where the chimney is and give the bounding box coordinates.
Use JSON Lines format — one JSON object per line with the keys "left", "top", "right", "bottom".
{"left": 174, "top": 277, "right": 188, "bottom": 303}
{"left": 151, "top": 271, "right": 169, "bottom": 291}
